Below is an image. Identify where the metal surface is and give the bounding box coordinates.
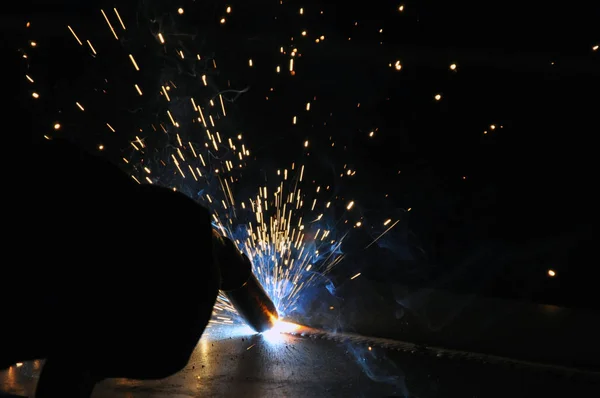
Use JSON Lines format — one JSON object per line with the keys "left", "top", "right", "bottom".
{"left": 2, "top": 323, "right": 599, "bottom": 397}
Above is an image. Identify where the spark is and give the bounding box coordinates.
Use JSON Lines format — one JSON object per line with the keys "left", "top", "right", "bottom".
{"left": 129, "top": 54, "right": 140, "bottom": 71}
{"left": 548, "top": 269, "right": 556, "bottom": 277}
{"left": 100, "top": 9, "right": 119, "bottom": 40}
{"left": 365, "top": 220, "right": 400, "bottom": 249}
{"left": 67, "top": 26, "right": 82, "bottom": 45}
{"left": 219, "top": 93, "right": 227, "bottom": 116}
{"left": 113, "top": 8, "right": 126, "bottom": 30}
{"left": 87, "top": 40, "right": 97, "bottom": 55}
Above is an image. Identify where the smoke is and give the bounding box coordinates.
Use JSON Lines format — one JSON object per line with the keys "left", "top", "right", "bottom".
{"left": 346, "top": 343, "right": 410, "bottom": 397}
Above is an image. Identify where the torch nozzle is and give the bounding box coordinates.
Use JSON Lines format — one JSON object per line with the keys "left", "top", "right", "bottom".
{"left": 212, "top": 230, "right": 278, "bottom": 332}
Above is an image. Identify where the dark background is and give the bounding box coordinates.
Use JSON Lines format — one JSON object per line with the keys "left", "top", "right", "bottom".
{"left": 5, "top": 1, "right": 600, "bottom": 310}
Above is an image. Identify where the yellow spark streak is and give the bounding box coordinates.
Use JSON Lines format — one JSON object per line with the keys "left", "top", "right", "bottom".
{"left": 346, "top": 201, "right": 354, "bottom": 210}
{"left": 101, "top": 9, "right": 119, "bottom": 40}
{"left": 306, "top": 102, "right": 310, "bottom": 111}
{"left": 25, "top": 75, "right": 34, "bottom": 83}
{"left": 158, "top": 33, "right": 165, "bottom": 44}
{"left": 67, "top": 26, "right": 82, "bottom": 45}
{"left": 299, "top": 165, "right": 305, "bottom": 182}
{"left": 293, "top": 116, "right": 297, "bottom": 124}
{"left": 134, "top": 84, "right": 143, "bottom": 95}
{"left": 191, "top": 98, "right": 197, "bottom": 111}
{"left": 106, "top": 123, "right": 115, "bottom": 132}
{"left": 167, "top": 110, "right": 177, "bottom": 126}
{"left": 198, "top": 106, "right": 207, "bottom": 127}
{"left": 202, "top": 75, "right": 207, "bottom": 86}
{"left": 289, "top": 58, "right": 294, "bottom": 71}
{"left": 365, "top": 220, "right": 400, "bottom": 249}
{"left": 76, "top": 102, "right": 85, "bottom": 111}
{"left": 189, "top": 165, "right": 198, "bottom": 181}
{"left": 171, "top": 154, "right": 185, "bottom": 178}
{"left": 189, "top": 142, "right": 197, "bottom": 157}
{"left": 86, "top": 40, "right": 97, "bottom": 54}
{"left": 113, "top": 8, "right": 126, "bottom": 30}
{"left": 219, "top": 94, "right": 227, "bottom": 116}
{"left": 384, "top": 219, "right": 392, "bottom": 226}
{"left": 249, "top": 59, "right": 253, "bottom": 67}
{"left": 162, "top": 86, "right": 171, "bottom": 101}
{"left": 129, "top": 54, "right": 140, "bottom": 71}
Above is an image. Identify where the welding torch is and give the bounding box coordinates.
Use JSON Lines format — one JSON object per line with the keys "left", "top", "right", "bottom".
{"left": 211, "top": 230, "right": 279, "bottom": 332}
